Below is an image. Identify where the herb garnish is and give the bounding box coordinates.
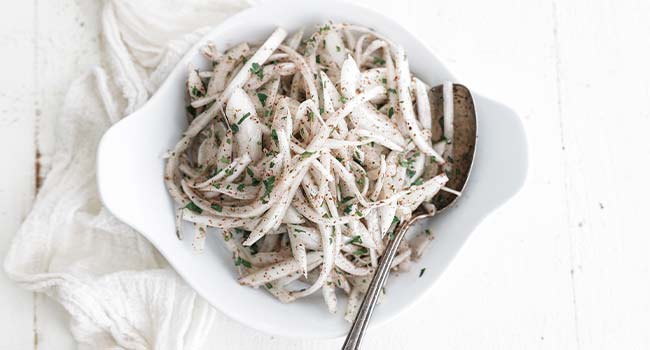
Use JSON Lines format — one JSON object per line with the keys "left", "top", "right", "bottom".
{"left": 348, "top": 235, "right": 362, "bottom": 245}
{"left": 235, "top": 257, "right": 252, "bottom": 268}
{"left": 249, "top": 62, "right": 264, "bottom": 80}
{"left": 185, "top": 202, "right": 202, "bottom": 214}
{"left": 353, "top": 248, "right": 368, "bottom": 255}
{"left": 271, "top": 129, "right": 279, "bottom": 146}
{"left": 186, "top": 105, "right": 197, "bottom": 117}
{"left": 262, "top": 176, "right": 276, "bottom": 203}
{"left": 237, "top": 112, "right": 251, "bottom": 125}
{"left": 256, "top": 92, "right": 268, "bottom": 106}
{"left": 300, "top": 151, "right": 316, "bottom": 160}
{"left": 191, "top": 86, "right": 203, "bottom": 97}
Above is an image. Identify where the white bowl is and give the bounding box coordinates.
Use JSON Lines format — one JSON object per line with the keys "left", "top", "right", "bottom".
{"left": 97, "top": 0, "right": 528, "bottom": 339}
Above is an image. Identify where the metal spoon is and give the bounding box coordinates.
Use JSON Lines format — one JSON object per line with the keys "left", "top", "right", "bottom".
{"left": 342, "top": 84, "right": 477, "bottom": 350}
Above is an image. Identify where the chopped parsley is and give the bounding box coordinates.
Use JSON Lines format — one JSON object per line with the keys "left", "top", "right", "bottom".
{"left": 211, "top": 204, "right": 222, "bottom": 212}
{"left": 271, "top": 129, "right": 279, "bottom": 146}
{"left": 262, "top": 176, "right": 276, "bottom": 203}
{"left": 257, "top": 93, "right": 268, "bottom": 106}
{"left": 220, "top": 156, "right": 230, "bottom": 164}
{"left": 237, "top": 183, "right": 246, "bottom": 192}
{"left": 246, "top": 168, "right": 260, "bottom": 185}
{"left": 348, "top": 235, "right": 362, "bottom": 245}
{"left": 265, "top": 283, "right": 273, "bottom": 289}
{"left": 406, "top": 168, "right": 416, "bottom": 178}
{"left": 230, "top": 123, "right": 239, "bottom": 133}
{"left": 413, "top": 178, "right": 424, "bottom": 186}
{"left": 388, "top": 107, "right": 394, "bottom": 118}
{"left": 373, "top": 56, "right": 386, "bottom": 65}
{"left": 300, "top": 151, "right": 316, "bottom": 160}
{"left": 392, "top": 216, "right": 400, "bottom": 226}
{"left": 191, "top": 86, "right": 203, "bottom": 97}
{"left": 185, "top": 202, "right": 202, "bottom": 214}
{"left": 235, "top": 257, "right": 252, "bottom": 268}
{"left": 336, "top": 45, "right": 341, "bottom": 52}
{"left": 387, "top": 88, "right": 397, "bottom": 94}
{"left": 186, "top": 105, "right": 197, "bottom": 117}
{"left": 381, "top": 78, "right": 388, "bottom": 84}
{"left": 341, "top": 196, "right": 354, "bottom": 204}
{"left": 316, "top": 55, "right": 321, "bottom": 64}
{"left": 353, "top": 248, "right": 368, "bottom": 255}
{"left": 339, "top": 95, "right": 348, "bottom": 104}
{"left": 419, "top": 268, "right": 426, "bottom": 277}
{"left": 249, "top": 62, "right": 264, "bottom": 80}
{"left": 237, "top": 112, "right": 251, "bottom": 125}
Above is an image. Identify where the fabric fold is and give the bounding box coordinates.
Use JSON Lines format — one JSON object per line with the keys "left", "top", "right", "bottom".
{"left": 4, "top": 0, "right": 249, "bottom": 348}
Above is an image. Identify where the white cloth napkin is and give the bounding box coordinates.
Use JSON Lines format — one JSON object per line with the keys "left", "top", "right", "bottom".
{"left": 3, "top": 0, "right": 250, "bottom": 348}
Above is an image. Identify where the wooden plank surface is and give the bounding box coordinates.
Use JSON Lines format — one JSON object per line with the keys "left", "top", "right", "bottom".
{"left": 1, "top": 0, "right": 649, "bottom": 349}
{"left": 553, "top": 1, "right": 650, "bottom": 348}
{"left": 0, "top": 1, "right": 37, "bottom": 349}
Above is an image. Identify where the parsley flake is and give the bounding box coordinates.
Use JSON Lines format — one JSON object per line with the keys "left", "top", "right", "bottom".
{"left": 300, "top": 151, "right": 316, "bottom": 160}
{"left": 237, "top": 112, "right": 251, "bottom": 125}
{"left": 185, "top": 202, "right": 202, "bottom": 214}
{"left": 249, "top": 62, "right": 264, "bottom": 80}
{"left": 235, "top": 257, "right": 252, "bottom": 268}
{"left": 257, "top": 93, "right": 268, "bottom": 106}
{"left": 271, "top": 129, "right": 279, "bottom": 146}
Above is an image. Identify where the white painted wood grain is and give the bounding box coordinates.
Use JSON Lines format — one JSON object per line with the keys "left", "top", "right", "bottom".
{"left": 0, "top": 1, "right": 36, "bottom": 349}
{"left": 1, "top": 0, "right": 649, "bottom": 349}
{"left": 32, "top": 2, "right": 105, "bottom": 349}
{"left": 554, "top": 1, "right": 650, "bottom": 348}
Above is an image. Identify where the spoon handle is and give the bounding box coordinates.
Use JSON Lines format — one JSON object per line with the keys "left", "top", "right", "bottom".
{"left": 341, "top": 219, "right": 412, "bottom": 350}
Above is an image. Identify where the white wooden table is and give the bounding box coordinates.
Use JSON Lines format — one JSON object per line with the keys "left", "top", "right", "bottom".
{"left": 2, "top": 0, "right": 649, "bottom": 349}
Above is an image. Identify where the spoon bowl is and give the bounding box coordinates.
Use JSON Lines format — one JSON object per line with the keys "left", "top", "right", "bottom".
{"left": 431, "top": 84, "right": 478, "bottom": 211}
